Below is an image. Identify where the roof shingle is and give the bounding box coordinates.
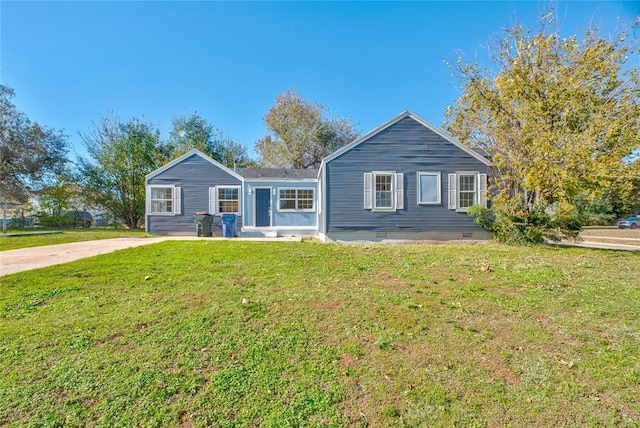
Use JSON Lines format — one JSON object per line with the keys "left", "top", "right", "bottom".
{"left": 237, "top": 168, "right": 319, "bottom": 179}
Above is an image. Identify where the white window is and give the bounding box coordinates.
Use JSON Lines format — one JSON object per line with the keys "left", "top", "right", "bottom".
{"left": 417, "top": 172, "right": 441, "bottom": 205}
{"left": 364, "top": 172, "right": 404, "bottom": 211}
{"left": 148, "top": 185, "right": 181, "bottom": 215}
{"left": 278, "top": 188, "right": 315, "bottom": 211}
{"left": 447, "top": 173, "right": 487, "bottom": 212}
{"left": 458, "top": 174, "right": 476, "bottom": 210}
{"left": 375, "top": 173, "right": 393, "bottom": 209}
{"left": 215, "top": 186, "right": 240, "bottom": 214}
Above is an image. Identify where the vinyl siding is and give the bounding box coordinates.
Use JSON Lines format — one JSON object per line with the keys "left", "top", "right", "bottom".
{"left": 146, "top": 154, "right": 242, "bottom": 235}
{"left": 243, "top": 181, "right": 318, "bottom": 228}
{"left": 325, "top": 116, "right": 489, "bottom": 233}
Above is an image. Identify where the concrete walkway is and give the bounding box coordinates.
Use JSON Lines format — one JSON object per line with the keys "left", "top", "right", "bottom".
{"left": 0, "top": 236, "right": 302, "bottom": 277}
{"left": 554, "top": 240, "right": 640, "bottom": 252}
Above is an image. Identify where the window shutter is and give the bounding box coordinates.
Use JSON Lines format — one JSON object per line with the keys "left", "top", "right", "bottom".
{"left": 478, "top": 173, "right": 488, "bottom": 207}
{"left": 364, "top": 173, "right": 372, "bottom": 209}
{"left": 145, "top": 186, "right": 151, "bottom": 214}
{"left": 174, "top": 187, "right": 182, "bottom": 215}
{"left": 209, "top": 187, "right": 216, "bottom": 215}
{"left": 395, "top": 173, "right": 404, "bottom": 210}
{"left": 448, "top": 173, "right": 457, "bottom": 210}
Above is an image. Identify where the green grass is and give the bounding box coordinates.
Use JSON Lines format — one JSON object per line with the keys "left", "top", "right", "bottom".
{"left": 0, "top": 228, "right": 149, "bottom": 251}
{"left": 1, "top": 241, "right": 639, "bottom": 427}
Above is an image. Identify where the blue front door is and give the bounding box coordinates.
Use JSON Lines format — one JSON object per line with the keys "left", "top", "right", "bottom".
{"left": 255, "top": 188, "right": 271, "bottom": 227}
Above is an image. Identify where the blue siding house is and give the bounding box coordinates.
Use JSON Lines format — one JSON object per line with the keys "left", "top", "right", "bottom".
{"left": 318, "top": 110, "right": 492, "bottom": 241}
{"left": 145, "top": 150, "right": 318, "bottom": 236}
{"left": 145, "top": 150, "right": 243, "bottom": 235}
{"left": 237, "top": 168, "right": 318, "bottom": 237}
{"left": 145, "top": 111, "right": 492, "bottom": 240}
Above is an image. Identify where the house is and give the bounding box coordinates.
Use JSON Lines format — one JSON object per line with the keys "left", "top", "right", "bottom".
{"left": 317, "top": 110, "right": 492, "bottom": 242}
{"left": 145, "top": 110, "right": 492, "bottom": 241}
{"left": 145, "top": 150, "right": 243, "bottom": 235}
{"left": 237, "top": 168, "right": 318, "bottom": 237}
{"left": 145, "top": 150, "right": 318, "bottom": 236}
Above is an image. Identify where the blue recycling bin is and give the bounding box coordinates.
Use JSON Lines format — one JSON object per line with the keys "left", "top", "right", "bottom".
{"left": 221, "top": 214, "right": 237, "bottom": 238}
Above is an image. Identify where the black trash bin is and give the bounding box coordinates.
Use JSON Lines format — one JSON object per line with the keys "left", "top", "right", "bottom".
{"left": 194, "top": 212, "right": 213, "bottom": 237}
{"left": 221, "top": 214, "right": 237, "bottom": 238}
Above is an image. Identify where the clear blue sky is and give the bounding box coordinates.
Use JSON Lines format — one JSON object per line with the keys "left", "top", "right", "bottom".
{"left": 2, "top": 1, "right": 638, "bottom": 161}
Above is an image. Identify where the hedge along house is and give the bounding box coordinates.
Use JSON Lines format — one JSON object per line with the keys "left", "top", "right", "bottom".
{"left": 145, "top": 150, "right": 319, "bottom": 236}
{"left": 317, "top": 110, "right": 492, "bottom": 242}
{"left": 145, "top": 150, "right": 243, "bottom": 235}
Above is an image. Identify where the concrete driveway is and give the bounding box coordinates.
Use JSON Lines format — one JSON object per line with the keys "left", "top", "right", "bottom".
{"left": 0, "top": 236, "right": 302, "bottom": 277}
{"left": 0, "top": 237, "right": 173, "bottom": 276}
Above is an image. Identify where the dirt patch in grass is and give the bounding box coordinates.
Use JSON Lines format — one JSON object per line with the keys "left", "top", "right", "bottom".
{"left": 534, "top": 313, "right": 584, "bottom": 347}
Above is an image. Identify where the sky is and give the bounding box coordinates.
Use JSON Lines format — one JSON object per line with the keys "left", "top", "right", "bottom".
{"left": 1, "top": 1, "right": 639, "bottom": 162}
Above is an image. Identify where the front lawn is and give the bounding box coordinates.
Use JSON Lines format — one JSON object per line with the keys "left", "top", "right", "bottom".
{"left": 0, "top": 228, "right": 149, "bottom": 251}
{"left": 1, "top": 241, "right": 638, "bottom": 426}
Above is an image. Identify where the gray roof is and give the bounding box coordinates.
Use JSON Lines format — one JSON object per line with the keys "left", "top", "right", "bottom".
{"left": 471, "top": 147, "right": 492, "bottom": 159}
{"left": 237, "top": 168, "right": 319, "bottom": 179}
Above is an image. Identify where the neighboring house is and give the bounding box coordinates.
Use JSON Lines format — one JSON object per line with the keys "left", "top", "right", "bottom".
{"left": 145, "top": 110, "right": 492, "bottom": 240}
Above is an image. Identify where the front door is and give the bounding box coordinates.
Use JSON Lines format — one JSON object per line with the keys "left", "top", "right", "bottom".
{"left": 255, "top": 188, "right": 271, "bottom": 227}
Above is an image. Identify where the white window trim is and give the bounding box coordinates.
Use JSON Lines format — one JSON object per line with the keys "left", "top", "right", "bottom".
{"left": 372, "top": 171, "right": 396, "bottom": 212}
{"left": 215, "top": 185, "right": 241, "bottom": 215}
{"left": 456, "top": 172, "right": 478, "bottom": 213}
{"left": 277, "top": 188, "right": 316, "bottom": 212}
{"left": 148, "top": 185, "right": 179, "bottom": 216}
{"left": 417, "top": 171, "right": 441, "bottom": 205}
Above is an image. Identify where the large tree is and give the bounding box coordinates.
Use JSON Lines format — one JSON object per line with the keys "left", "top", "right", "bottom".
{"left": 167, "top": 112, "right": 253, "bottom": 168}
{"left": 445, "top": 11, "right": 640, "bottom": 241}
{"left": 78, "top": 115, "right": 164, "bottom": 229}
{"left": 255, "top": 89, "right": 359, "bottom": 168}
{"left": 0, "top": 85, "right": 68, "bottom": 202}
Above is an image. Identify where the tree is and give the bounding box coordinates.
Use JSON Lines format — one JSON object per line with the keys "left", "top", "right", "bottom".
{"left": 167, "top": 112, "right": 253, "bottom": 168}
{"left": 36, "top": 169, "right": 87, "bottom": 227}
{"left": 78, "top": 115, "right": 164, "bottom": 229}
{"left": 255, "top": 89, "right": 359, "bottom": 168}
{"left": 0, "top": 85, "right": 68, "bottom": 202}
{"left": 445, "top": 11, "right": 640, "bottom": 242}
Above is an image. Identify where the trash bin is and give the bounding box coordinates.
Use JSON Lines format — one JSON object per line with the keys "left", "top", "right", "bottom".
{"left": 221, "top": 214, "right": 237, "bottom": 238}
{"left": 194, "top": 212, "right": 213, "bottom": 237}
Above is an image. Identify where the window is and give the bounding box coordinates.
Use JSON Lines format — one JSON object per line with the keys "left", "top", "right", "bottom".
{"left": 364, "top": 172, "right": 404, "bottom": 211}
{"left": 447, "top": 173, "right": 487, "bottom": 212}
{"left": 458, "top": 174, "right": 476, "bottom": 209}
{"left": 278, "top": 188, "right": 315, "bottom": 211}
{"left": 375, "top": 173, "right": 393, "bottom": 209}
{"left": 148, "top": 186, "right": 181, "bottom": 215}
{"left": 217, "top": 186, "right": 240, "bottom": 214}
{"left": 417, "top": 172, "right": 441, "bottom": 205}
{"left": 151, "top": 187, "right": 173, "bottom": 213}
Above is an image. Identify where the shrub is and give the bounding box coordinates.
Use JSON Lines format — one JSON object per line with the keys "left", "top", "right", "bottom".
{"left": 469, "top": 198, "right": 581, "bottom": 245}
